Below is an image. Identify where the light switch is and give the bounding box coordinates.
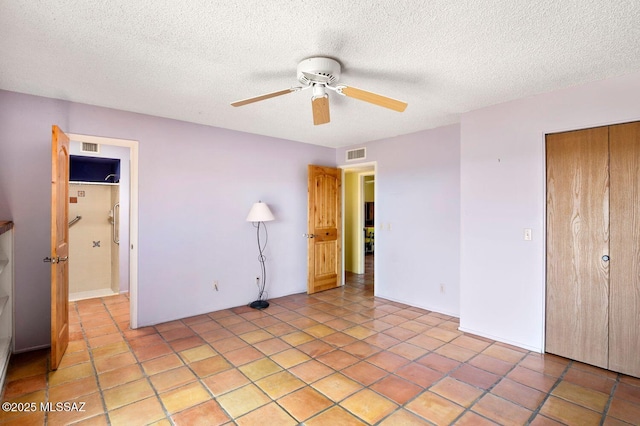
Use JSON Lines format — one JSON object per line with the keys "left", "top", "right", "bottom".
{"left": 524, "top": 228, "right": 532, "bottom": 241}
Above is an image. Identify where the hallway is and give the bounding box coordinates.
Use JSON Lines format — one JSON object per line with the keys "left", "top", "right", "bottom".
{"left": 344, "top": 253, "right": 374, "bottom": 290}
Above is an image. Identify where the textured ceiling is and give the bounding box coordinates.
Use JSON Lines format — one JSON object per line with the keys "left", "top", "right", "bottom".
{"left": 1, "top": 1, "right": 639, "bottom": 148}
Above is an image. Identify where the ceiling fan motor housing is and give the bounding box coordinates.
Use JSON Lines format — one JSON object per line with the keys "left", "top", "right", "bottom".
{"left": 297, "top": 57, "right": 341, "bottom": 85}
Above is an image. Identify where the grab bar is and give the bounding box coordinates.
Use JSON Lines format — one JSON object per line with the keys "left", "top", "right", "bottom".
{"left": 69, "top": 216, "right": 82, "bottom": 228}
{"left": 112, "top": 203, "right": 120, "bottom": 245}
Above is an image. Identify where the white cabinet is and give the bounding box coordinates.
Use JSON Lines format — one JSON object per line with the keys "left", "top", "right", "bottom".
{"left": 0, "top": 222, "right": 13, "bottom": 389}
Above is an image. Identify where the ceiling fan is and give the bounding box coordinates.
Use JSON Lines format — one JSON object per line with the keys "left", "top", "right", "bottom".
{"left": 231, "top": 57, "right": 408, "bottom": 125}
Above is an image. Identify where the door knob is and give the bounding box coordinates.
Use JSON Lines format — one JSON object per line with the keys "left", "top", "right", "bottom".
{"left": 303, "top": 233, "right": 317, "bottom": 238}
{"left": 602, "top": 255, "right": 610, "bottom": 262}
{"left": 43, "top": 256, "right": 68, "bottom": 263}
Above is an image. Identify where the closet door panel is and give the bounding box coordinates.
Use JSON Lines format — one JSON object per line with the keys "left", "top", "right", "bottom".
{"left": 546, "top": 127, "right": 610, "bottom": 368}
{"left": 609, "top": 121, "right": 640, "bottom": 377}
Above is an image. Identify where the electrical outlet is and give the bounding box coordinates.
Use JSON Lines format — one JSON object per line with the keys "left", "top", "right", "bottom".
{"left": 213, "top": 280, "right": 219, "bottom": 291}
{"left": 440, "top": 283, "right": 445, "bottom": 294}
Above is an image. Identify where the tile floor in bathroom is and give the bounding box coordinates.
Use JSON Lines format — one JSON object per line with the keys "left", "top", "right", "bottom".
{"left": 1, "top": 258, "right": 639, "bottom": 425}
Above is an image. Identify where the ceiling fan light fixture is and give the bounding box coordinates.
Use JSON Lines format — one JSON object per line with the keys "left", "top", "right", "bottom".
{"left": 312, "top": 84, "right": 327, "bottom": 99}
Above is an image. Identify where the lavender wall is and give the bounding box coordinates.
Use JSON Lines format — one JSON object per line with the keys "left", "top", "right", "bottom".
{"left": 0, "top": 90, "right": 335, "bottom": 351}
{"left": 460, "top": 71, "right": 640, "bottom": 351}
{"left": 7, "top": 69, "right": 637, "bottom": 354}
{"left": 0, "top": 183, "right": 8, "bottom": 219}
{"left": 336, "top": 124, "right": 461, "bottom": 316}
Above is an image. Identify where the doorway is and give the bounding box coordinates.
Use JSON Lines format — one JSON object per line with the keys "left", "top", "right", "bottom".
{"left": 68, "top": 148, "right": 127, "bottom": 301}
{"left": 67, "top": 133, "right": 139, "bottom": 328}
{"left": 342, "top": 163, "right": 376, "bottom": 289}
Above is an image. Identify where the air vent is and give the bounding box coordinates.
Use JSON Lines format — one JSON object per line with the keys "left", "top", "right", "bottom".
{"left": 81, "top": 142, "right": 99, "bottom": 153}
{"left": 346, "top": 148, "right": 366, "bottom": 161}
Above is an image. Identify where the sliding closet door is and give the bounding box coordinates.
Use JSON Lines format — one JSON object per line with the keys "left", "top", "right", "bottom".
{"left": 546, "top": 127, "right": 610, "bottom": 369}
{"left": 609, "top": 122, "right": 640, "bottom": 377}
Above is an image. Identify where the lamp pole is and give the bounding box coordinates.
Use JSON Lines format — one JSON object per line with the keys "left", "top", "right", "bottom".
{"left": 246, "top": 201, "right": 275, "bottom": 309}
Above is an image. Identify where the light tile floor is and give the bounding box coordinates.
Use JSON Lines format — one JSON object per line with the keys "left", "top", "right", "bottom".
{"left": 1, "top": 258, "right": 640, "bottom": 425}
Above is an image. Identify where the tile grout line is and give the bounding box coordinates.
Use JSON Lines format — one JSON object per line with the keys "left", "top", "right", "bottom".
{"left": 246, "top": 296, "right": 460, "bottom": 424}
{"left": 149, "top": 315, "right": 235, "bottom": 424}
{"left": 169, "top": 315, "right": 246, "bottom": 423}
{"left": 227, "top": 293, "right": 383, "bottom": 424}
{"left": 85, "top": 296, "right": 130, "bottom": 425}
{"left": 290, "top": 291, "right": 394, "bottom": 424}
{"left": 68, "top": 298, "right": 110, "bottom": 424}
{"left": 87, "top": 294, "right": 167, "bottom": 425}
{"left": 600, "top": 373, "right": 620, "bottom": 425}
{"left": 302, "top": 295, "right": 479, "bottom": 424}
{"left": 9, "top": 283, "right": 638, "bottom": 425}
{"left": 109, "top": 293, "right": 633, "bottom": 425}
{"left": 525, "top": 358, "right": 573, "bottom": 424}
{"left": 92, "top": 296, "right": 124, "bottom": 425}
{"left": 444, "top": 345, "right": 530, "bottom": 425}
{"left": 115, "top": 295, "right": 178, "bottom": 425}
{"left": 168, "top": 301, "right": 305, "bottom": 423}
{"left": 240, "top": 300, "right": 344, "bottom": 423}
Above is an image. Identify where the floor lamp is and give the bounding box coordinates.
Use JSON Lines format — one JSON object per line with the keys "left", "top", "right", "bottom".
{"left": 246, "top": 201, "right": 275, "bottom": 309}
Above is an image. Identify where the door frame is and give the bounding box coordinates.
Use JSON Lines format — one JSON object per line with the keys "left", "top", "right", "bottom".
{"left": 339, "top": 161, "right": 377, "bottom": 291}
{"left": 68, "top": 133, "right": 140, "bottom": 328}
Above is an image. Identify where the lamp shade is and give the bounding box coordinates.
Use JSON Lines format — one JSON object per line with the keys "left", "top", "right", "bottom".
{"left": 246, "top": 201, "right": 275, "bottom": 222}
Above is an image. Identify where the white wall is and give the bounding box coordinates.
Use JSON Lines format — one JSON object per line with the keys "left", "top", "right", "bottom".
{"left": 337, "top": 124, "right": 461, "bottom": 316}
{"left": 459, "top": 70, "right": 640, "bottom": 351}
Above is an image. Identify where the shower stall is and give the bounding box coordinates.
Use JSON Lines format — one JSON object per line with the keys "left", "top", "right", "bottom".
{"left": 69, "top": 182, "right": 120, "bottom": 300}
{"left": 68, "top": 150, "right": 129, "bottom": 301}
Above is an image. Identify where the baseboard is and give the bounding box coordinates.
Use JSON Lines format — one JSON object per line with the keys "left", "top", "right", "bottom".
{"left": 457, "top": 326, "right": 543, "bottom": 353}
{"left": 375, "top": 294, "right": 460, "bottom": 318}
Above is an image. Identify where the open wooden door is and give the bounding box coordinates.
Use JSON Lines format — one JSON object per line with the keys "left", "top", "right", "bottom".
{"left": 307, "top": 165, "right": 342, "bottom": 294}
{"left": 50, "top": 125, "right": 70, "bottom": 370}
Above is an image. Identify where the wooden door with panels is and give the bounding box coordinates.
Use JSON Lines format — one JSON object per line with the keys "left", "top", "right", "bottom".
{"left": 546, "top": 122, "right": 640, "bottom": 378}
{"left": 49, "top": 125, "right": 70, "bottom": 370}
{"left": 307, "top": 165, "right": 342, "bottom": 294}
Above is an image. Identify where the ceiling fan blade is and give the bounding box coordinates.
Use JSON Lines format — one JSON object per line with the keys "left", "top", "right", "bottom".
{"left": 339, "top": 86, "right": 408, "bottom": 112}
{"left": 312, "top": 95, "right": 330, "bottom": 125}
{"left": 231, "top": 88, "right": 297, "bottom": 107}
